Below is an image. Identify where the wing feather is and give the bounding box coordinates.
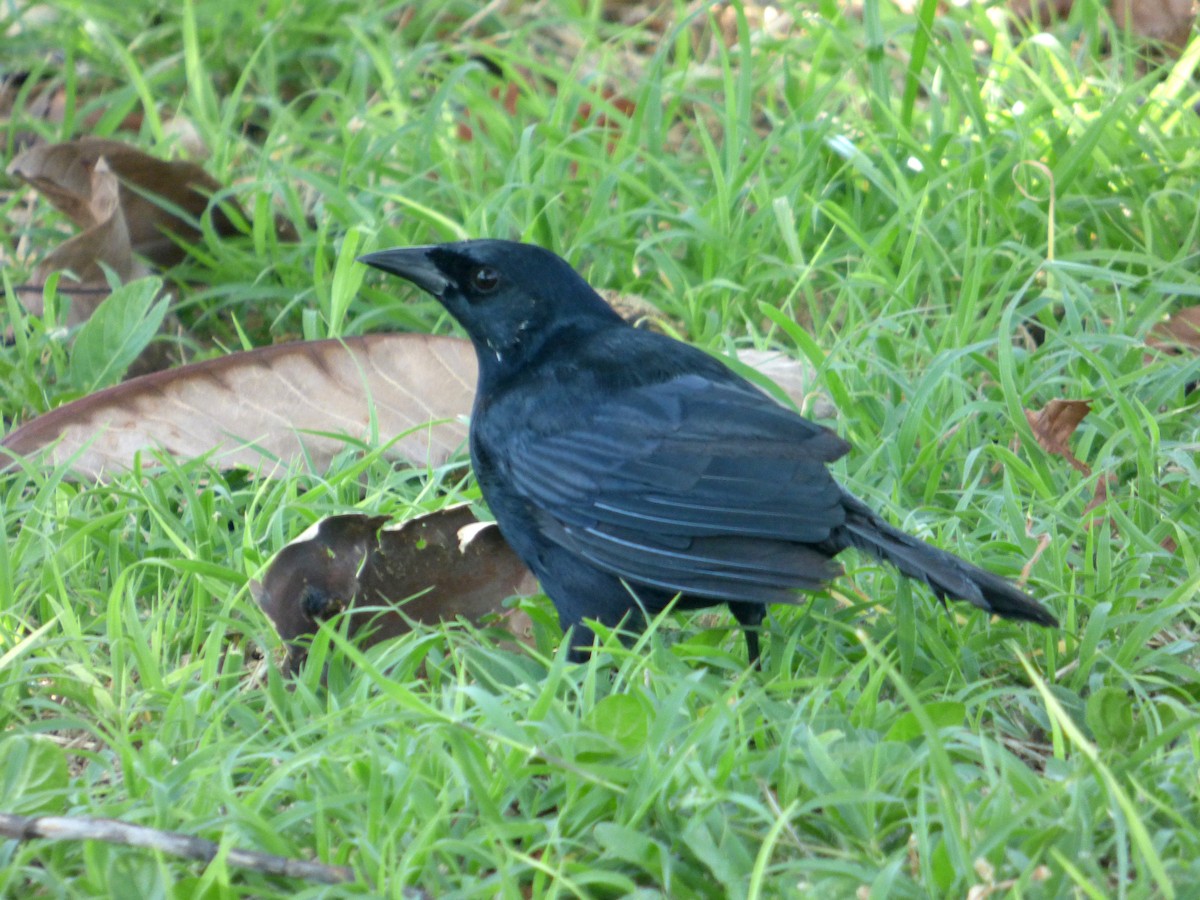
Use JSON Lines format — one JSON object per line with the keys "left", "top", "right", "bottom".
{"left": 506, "top": 374, "right": 848, "bottom": 602}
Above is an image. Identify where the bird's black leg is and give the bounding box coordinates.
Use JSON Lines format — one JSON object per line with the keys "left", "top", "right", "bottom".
{"left": 744, "top": 629, "right": 761, "bottom": 669}
{"left": 727, "top": 601, "right": 765, "bottom": 669}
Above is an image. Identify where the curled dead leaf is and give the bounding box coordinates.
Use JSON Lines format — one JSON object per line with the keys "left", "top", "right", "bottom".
{"left": 26, "top": 155, "right": 151, "bottom": 325}
{"left": 1023, "top": 399, "right": 1092, "bottom": 475}
{"left": 9, "top": 137, "right": 297, "bottom": 276}
{"left": 1083, "top": 471, "right": 1120, "bottom": 536}
{"left": 252, "top": 504, "right": 538, "bottom": 672}
{"left": 9, "top": 138, "right": 241, "bottom": 267}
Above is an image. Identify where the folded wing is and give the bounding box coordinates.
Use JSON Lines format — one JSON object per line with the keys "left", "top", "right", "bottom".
{"left": 506, "top": 374, "right": 851, "bottom": 604}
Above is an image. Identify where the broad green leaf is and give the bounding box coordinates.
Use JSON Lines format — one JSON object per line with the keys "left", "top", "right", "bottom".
{"left": 1, "top": 734, "right": 69, "bottom": 816}
{"left": 585, "top": 693, "right": 653, "bottom": 751}
{"left": 68, "top": 276, "right": 168, "bottom": 392}
{"left": 1085, "top": 686, "right": 1137, "bottom": 750}
{"left": 886, "top": 701, "right": 967, "bottom": 742}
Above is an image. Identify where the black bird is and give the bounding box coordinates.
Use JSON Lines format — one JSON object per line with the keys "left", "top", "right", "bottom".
{"left": 360, "top": 240, "right": 1057, "bottom": 663}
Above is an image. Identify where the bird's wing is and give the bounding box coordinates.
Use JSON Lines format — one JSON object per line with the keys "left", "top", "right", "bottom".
{"left": 506, "top": 374, "right": 850, "bottom": 603}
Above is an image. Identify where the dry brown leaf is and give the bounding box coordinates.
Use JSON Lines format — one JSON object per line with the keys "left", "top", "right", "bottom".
{"left": 7, "top": 137, "right": 281, "bottom": 268}
{"left": 8, "top": 137, "right": 245, "bottom": 328}
{"left": 1147, "top": 306, "right": 1200, "bottom": 353}
{"left": 252, "top": 504, "right": 538, "bottom": 672}
{"left": 26, "top": 155, "right": 150, "bottom": 325}
{"left": 1083, "top": 471, "right": 1119, "bottom": 535}
{"left": 1008, "top": 0, "right": 1195, "bottom": 48}
{"left": 1023, "top": 399, "right": 1092, "bottom": 474}
{"left": 9, "top": 137, "right": 232, "bottom": 263}
{"left": 2, "top": 333, "right": 827, "bottom": 479}
{"left": 1, "top": 334, "right": 476, "bottom": 479}
{"left": 1113, "top": 0, "right": 1196, "bottom": 46}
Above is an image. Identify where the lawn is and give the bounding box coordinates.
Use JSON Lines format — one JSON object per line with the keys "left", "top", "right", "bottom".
{"left": 2, "top": 1, "right": 1199, "bottom": 897}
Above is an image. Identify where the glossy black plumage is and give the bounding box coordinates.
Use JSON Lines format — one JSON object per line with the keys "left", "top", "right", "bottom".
{"left": 360, "top": 239, "right": 1057, "bottom": 662}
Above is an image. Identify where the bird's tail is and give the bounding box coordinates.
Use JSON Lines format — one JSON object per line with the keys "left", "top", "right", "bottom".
{"left": 830, "top": 494, "right": 1058, "bottom": 627}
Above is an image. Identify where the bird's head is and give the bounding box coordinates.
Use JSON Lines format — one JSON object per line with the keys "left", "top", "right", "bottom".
{"left": 359, "top": 239, "right": 623, "bottom": 372}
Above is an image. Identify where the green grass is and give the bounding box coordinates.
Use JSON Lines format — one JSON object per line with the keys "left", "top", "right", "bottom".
{"left": 3, "top": 0, "right": 1200, "bottom": 896}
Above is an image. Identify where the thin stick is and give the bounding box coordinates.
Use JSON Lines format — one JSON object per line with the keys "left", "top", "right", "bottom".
{"left": 0, "top": 813, "right": 354, "bottom": 886}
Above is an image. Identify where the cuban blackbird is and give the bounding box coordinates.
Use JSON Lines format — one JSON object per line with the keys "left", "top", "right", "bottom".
{"left": 360, "top": 240, "right": 1057, "bottom": 662}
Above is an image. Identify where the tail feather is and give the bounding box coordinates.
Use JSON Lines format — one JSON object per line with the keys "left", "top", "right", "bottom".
{"left": 831, "top": 495, "right": 1058, "bottom": 627}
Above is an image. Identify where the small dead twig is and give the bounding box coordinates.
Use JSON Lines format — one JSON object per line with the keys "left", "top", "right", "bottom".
{"left": 0, "top": 813, "right": 355, "bottom": 886}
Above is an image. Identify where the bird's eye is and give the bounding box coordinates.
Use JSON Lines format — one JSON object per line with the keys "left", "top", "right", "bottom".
{"left": 470, "top": 266, "right": 500, "bottom": 294}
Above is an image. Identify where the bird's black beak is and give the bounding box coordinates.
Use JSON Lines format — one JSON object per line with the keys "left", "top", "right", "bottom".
{"left": 358, "top": 246, "right": 450, "bottom": 297}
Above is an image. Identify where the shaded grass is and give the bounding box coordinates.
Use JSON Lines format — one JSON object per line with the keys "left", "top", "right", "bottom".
{"left": 2, "top": 0, "right": 1200, "bottom": 896}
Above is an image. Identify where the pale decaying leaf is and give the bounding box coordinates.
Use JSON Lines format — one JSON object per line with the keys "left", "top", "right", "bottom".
{"left": 2, "top": 334, "right": 831, "bottom": 479}
{"left": 1023, "top": 398, "right": 1092, "bottom": 475}
{"left": 1, "top": 334, "right": 476, "bottom": 478}
{"left": 252, "top": 504, "right": 539, "bottom": 672}
{"left": 735, "top": 349, "right": 836, "bottom": 419}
